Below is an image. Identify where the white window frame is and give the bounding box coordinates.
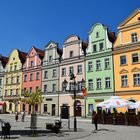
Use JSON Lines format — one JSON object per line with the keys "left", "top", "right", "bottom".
{"left": 105, "top": 77, "right": 111, "bottom": 88}
{"left": 88, "top": 61, "right": 93, "bottom": 71}
{"left": 133, "top": 73, "right": 140, "bottom": 86}
{"left": 121, "top": 75, "right": 128, "bottom": 87}
{"left": 88, "top": 79, "right": 93, "bottom": 90}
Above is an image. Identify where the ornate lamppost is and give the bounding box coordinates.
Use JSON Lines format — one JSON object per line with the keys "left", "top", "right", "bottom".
{"left": 70, "top": 73, "right": 77, "bottom": 132}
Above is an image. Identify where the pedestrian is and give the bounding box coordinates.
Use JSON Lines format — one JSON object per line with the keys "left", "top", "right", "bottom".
{"left": 92, "top": 111, "right": 98, "bottom": 130}
{"left": 15, "top": 112, "right": 18, "bottom": 122}
{"left": 21, "top": 111, "right": 25, "bottom": 122}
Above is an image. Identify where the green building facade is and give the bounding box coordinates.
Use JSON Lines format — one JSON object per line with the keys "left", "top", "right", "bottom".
{"left": 85, "top": 23, "right": 116, "bottom": 116}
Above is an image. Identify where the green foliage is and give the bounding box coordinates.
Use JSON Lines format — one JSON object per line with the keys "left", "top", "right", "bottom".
{"left": 113, "top": 109, "right": 117, "bottom": 118}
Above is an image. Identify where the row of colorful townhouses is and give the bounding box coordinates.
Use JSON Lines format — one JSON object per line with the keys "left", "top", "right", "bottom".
{"left": 0, "top": 8, "right": 140, "bottom": 117}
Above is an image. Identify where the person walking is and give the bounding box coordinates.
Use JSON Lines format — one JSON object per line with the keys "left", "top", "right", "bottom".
{"left": 15, "top": 112, "right": 18, "bottom": 122}
{"left": 92, "top": 111, "right": 98, "bottom": 130}
{"left": 21, "top": 111, "right": 25, "bottom": 122}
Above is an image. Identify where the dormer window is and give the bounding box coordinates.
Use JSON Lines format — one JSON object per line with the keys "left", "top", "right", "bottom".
{"left": 31, "top": 61, "right": 34, "bottom": 67}
{"left": 70, "top": 51, "right": 73, "bottom": 58}
{"left": 96, "top": 32, "right": 99, "bottom": 38}
{"left": 49, "top": 56, "right": 52, "bottom": 62}
{"left": 131, "top": 33, "right": 138, "bottom": 43}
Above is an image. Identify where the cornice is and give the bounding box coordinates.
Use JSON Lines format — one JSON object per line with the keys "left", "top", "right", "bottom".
{"left": 113, "top": 42, "right": 140, "bottom": 54}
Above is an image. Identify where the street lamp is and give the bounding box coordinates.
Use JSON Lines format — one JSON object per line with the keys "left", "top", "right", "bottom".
{"left": 70, "top": 73, "right": 77, "bottom": 132}
{"left": 81, "top": 78, "right": 87, "bottom": 118}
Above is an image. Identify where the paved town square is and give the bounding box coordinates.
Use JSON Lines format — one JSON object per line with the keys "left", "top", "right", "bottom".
{"left": 0, "top": 114, "right": 140, "bottom": 140}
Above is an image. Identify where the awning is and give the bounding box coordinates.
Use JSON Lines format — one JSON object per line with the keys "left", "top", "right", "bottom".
{"left": 0, "top": 102, "right": 6, "bottom": 106}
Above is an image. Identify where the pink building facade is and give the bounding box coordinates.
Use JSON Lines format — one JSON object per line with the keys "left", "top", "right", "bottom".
{"left": 59, "top": 35, "right": 87, "bottom": 116}
{"left": 21, "top": 47, "right": 44, "bottom": 113}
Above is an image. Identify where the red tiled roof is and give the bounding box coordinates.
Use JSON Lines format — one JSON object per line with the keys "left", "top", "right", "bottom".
{"left": 17, "top": 50, "right": 28, "bottom": 64}
{"left": 108, "top": 31, "right": 116, "bottom": 43}
{"left": 34, "top": 47, "right": 45, "bottom": 59}
{"left": 0, "top": 55, "right": 8, "bottom": 68}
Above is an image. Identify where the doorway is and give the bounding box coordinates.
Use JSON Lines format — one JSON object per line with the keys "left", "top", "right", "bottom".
{"left": 74, "top": 100, "right": 81, "bottom": 116}
{"left": 51, "top": 104, "right": 56, "bottom": 116}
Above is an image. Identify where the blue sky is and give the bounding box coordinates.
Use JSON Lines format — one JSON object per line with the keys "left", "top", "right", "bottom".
{"left": 0, "top": 0, "right": 139, "bottom": 56}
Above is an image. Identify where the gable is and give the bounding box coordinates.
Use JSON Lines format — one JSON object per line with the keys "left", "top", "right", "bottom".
{"left": 119, "top": 9, "right": 140, "bottom": 28}
{"left": 64, "top": 35, "right": 80, "bottom": 44}
{"left": 45, "top": 42, "right": 57, "bottom": 50}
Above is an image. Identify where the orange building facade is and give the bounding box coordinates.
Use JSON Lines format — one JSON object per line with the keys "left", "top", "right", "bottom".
{"left": 113, "top": 9, "right": 140, "bottom": 103}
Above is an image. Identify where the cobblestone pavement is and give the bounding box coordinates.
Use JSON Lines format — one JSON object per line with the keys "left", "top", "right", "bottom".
{"left": 0, "top": 114, "right": 140, "bottom": 140}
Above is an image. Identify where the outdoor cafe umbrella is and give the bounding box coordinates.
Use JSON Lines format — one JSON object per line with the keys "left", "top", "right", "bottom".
{"left": 131, "top": 101, "right": 140, "bottom": 109}
{"left": 96, "top": 96, "right": 134, "bottom": 108}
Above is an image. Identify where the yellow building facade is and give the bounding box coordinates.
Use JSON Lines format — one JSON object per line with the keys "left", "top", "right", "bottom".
{"left": 3, "top": 49, "right": 27, "bottom": 113}
{"left": 113, "top": 9, "right": 140, "bottom": 102}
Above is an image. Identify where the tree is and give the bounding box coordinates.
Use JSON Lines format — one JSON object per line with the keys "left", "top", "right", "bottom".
{"left": 20, "top": 89, "right": 42, "bottom": 114}
{"left": 20, "top": 89, "right": 42, "bottom": 129}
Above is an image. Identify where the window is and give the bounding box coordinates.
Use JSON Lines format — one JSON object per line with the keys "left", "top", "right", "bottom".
{"left": 70, "top": 51, "right": 73, "bottom": 58}
{"left": 49, "top": 56, "right": 52, "bottom": 62}
{"left": 132, "top": 53, "right": 139, "bottom": 63}
{"left": 93, "top": 44, "right": 97, "bottom": 52}
{"left": 14, "top": 65, "right": 17, "bottom": 71}
{"left": 29, "top": 87, "right": 32, "bottom": 93}
{"left": 105, "top": 77, "right": 111, "bottom": 88}
{"left": 11, "top": 77, "right": 14, "bottom": 84}
{"left": 77, "top": 81, "right": 82, "bottom": 91}
{"left": 52, "top": 69, "right": 57, "bottom": 77}
{"left": 96, "top": 60, "right": 101, "bottom": 70}
{"left": 31, "top": 61, "right": 34, "bottom": 67}
{"left": 131, "top": 33, "right": 138, "bottom": 43}
{"left": 120, "top": 55, "right": 126, "bottom": 65}
{"left": 105, "top": 58, "right": 110, "bottom": 69}
{"left": 5, "top": 90, "right": 7, "bottom": 96}
{"left": 36, "top": 86, "right": 39, "bottom": 92}
{"left": 10, "top": 89, "right": 13, "bottom": 95}
{"left": 30, "top": 73, "right": 33, "bottom": 81}
{"left": 88, "top": 79, "right": 93, "bottom": 90}
{"left": 16, "top": 89, "right": 19, "bottom": 95}
{"left": 62, "top": 68, "right": 66, "bottom": 76}
{"left": 23, "top": 88, "right": 26, "bottom": 93}
{"left": 10, "top": 66, "right": 12, "bottom": 71}
{"left": 133, "top": 73, "right": 140, "bottom": 86}
{"left": 88, "top": 61, "right": 93, "bottom": 71}
{"left": 97, "top": 78, "right": 101, "bottom": 89}
{"left": 77, "top": 65, "right": 82, "bottom": 74}
{"left": 17, "top": 76, "right": 19, "bottom": 83}
{"left": 9, "top": 103, "right": 12, "bottom": 110}
{"left": 96, "top": 32, "right": 99, "bottom": 38}
{"left": 36, "top": 72, "right": 40, "bottom": 80}
{"left": 44, "top": 104, "right": 48, "bottom": 112}
{"left": 6, "top": 78, "right": 8, "bottom": 84}
{"left": 99, "top": 43, "right": 103, "bottom": 51}
{"left": 44, "top": 71, "right": 48, "bottom": 79}
{"left": 52, "top": 84, "right": 56, "bottom": 92}
{"left": 44, "top": 85, "right": 47, "bottom": 93}
{"left": 0, "top": 79, "right": 2, "bottom": 85}
{"left": 69, "top": 82, "right": 73, "bottom": 91}
{"left": 69, "top": 66, "right": 74, "bottom": 75}
{"left": 35, "top": 104, "right": 38, "bottom": 111}
{"left": 121, "top": 75, "right": 128, "bottom": 87}
{"left": 24, "top": 75, "right": 27, "bottom": 82}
